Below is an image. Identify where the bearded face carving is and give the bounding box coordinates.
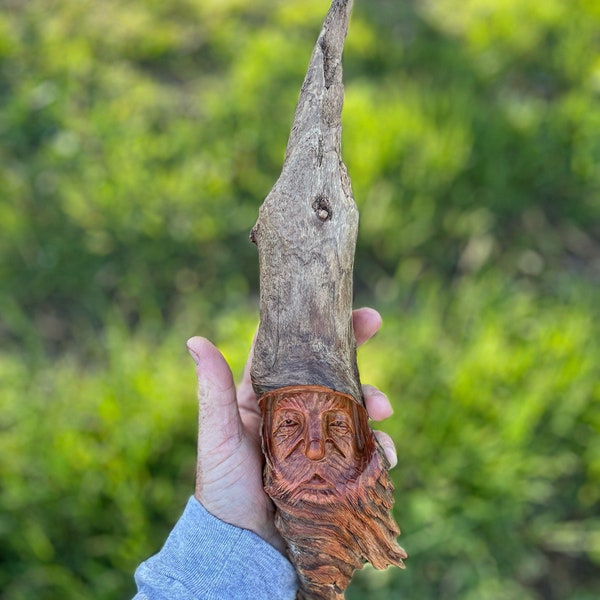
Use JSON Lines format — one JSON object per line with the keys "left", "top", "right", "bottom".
{"left": 264, "top": 388, "right": 372, "bottom": 505}
{"left": 259, "top": 386, "right": 406, "bottom": 600}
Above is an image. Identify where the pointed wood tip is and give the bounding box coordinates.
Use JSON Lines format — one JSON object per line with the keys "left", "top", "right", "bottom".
{"left": 284, "top": 0, "right": 354, "bottom": 158}
{"left": 318, "top": 0, "right": 354, "bottom": 89}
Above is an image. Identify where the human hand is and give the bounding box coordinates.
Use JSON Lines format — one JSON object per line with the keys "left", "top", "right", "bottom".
{"left": 186, "top": 307, "right": 397, "bottom": 556}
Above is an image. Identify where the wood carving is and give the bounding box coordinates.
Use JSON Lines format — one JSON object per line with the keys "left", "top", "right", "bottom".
{"left": 250, "top": 1, "right": 406, "bottom": 597}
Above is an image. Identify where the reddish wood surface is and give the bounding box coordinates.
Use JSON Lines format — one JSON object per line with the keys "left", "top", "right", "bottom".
{"left": 260, "top": 385, "right": 406, "bottom": 599}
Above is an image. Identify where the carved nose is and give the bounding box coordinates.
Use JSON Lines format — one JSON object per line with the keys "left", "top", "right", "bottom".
{"left": 306, "top": 438, "right": 326, "bottom": 461}
{"left": 305, "top": 419, "right": 326, "bottom": 461}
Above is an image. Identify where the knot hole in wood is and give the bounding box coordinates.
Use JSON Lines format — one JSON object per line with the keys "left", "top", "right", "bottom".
{"left": 312, "top": 195, "right": 332, "bottom": 222}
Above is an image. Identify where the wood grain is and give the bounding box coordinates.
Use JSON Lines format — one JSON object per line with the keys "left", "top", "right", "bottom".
{"left": 250, "top": 0, "right": 360, "bottom": 403}
{"left": 250, "top": 1, "right": 406, "bottom": 597}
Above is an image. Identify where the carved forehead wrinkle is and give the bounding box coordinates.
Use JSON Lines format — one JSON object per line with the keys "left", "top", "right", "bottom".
{"left": 274, "top": 395, "right": 307, "bottom": 412}
{"left": 274, "top": 392, "right": 354, "bottom": 413}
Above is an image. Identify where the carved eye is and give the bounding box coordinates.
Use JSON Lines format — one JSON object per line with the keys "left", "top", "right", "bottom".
{"left": 274, "top": 415, "right": 300, "bottom": 438}
{"left": 328, "top": 419, "right": 350, "bottom": 435}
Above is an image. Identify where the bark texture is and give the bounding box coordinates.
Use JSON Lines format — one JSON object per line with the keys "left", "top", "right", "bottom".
{"left": 250, "top": 0, "right": 360, "bottom": 403}
{"left": 250, "top": 1, "right": 406, "bottom": 597}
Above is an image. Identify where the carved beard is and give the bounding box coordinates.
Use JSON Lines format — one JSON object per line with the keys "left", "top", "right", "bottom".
{"left": 260, "top": 388, "right": 406, "bottom": 600}
{"left": 264, "top": 433, "right": 362, "bottom": 506}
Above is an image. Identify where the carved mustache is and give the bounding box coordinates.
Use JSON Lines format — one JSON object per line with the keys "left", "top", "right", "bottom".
{"left": 274, "top": 461, "right": 338, "bottom": 487}
{"left": 267, "top": 452, "right": 361, "bottom": 503}
{"left": 268, "top": 474, "right": 340, "bottom": 505}
{"left": 301, "top": 469, "right": 335, "bottom": 488}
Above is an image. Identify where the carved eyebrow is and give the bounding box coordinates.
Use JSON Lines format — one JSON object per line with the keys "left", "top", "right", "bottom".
{"left": 276, "top": 396, "right": 306, "bottom": 411}
{"left": 321, "top": 399, "right": 339, "bottom": 411}
{"left": 326, "top": 411, "right": 353, "bottom": 425}
{"left": 275, "top": 395, "right": 353, "bottom": 413}
{"left": 273, "top": 409, "right": 302, "bottom": 423}
{"left": 325, "top": 409, "right": 349, "bottom": 417}
{"left": 318, "top": 395, "right": 353, "bottom": 411}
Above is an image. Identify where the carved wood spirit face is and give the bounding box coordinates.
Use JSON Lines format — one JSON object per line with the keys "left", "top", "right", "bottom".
{"left": 260, "top": 386, "right": 374, "bottom": 506}
{"left": 259, "top": 385, "right": 407, "bottom": 598}
{"left": 270, "top": 391, "right": 360, "bottom": 502}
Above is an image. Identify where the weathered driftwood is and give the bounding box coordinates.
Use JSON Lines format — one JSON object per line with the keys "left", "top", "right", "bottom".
{"left": 250, "top": 1, "right": 406, "bottom": 598}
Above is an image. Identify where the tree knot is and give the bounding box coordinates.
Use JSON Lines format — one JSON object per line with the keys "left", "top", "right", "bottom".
{"left": 313, "top": 195, "right": 332, "bottom": 222}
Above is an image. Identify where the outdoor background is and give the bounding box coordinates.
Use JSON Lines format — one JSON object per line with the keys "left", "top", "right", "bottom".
{"left": 1, "top": 0, "right": 599, "bottom": 598}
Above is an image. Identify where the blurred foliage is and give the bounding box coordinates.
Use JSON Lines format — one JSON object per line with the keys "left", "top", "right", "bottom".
{"left": 0, "top": 0, "right": 599, "bottom": 598}
{"left": 349, "top": 279, "right": 600, "bottom": 599}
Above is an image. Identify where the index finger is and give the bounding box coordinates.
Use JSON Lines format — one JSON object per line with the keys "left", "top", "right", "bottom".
{"left": 353, "top": 307, "right": 382, "bottom": 346}
{"left": 236, "top": 330, "right": 260, "bottom": 414}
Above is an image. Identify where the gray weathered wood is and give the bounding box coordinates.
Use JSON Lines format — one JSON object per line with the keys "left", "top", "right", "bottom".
{"left": 250, "top": 0, "right": 361, "bottom": 402}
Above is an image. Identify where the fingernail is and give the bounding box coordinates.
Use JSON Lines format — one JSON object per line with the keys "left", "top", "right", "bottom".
{"left": 186, "top": 341, "right": 200, "bottom": 366}
{"left": 382, "top": 440, "right": 397, "bottom": 468}
{"left": 388, "top": 446, "right": 398, "bottom": 469}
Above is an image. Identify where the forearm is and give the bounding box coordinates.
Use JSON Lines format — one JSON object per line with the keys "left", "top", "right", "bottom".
{"left": 134, "top": 496, "right": 298, "bottom": 600}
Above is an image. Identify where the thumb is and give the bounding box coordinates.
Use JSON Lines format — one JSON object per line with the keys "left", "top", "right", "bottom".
{"left": 186, "top": 337, "right": 243, "bottom": 450}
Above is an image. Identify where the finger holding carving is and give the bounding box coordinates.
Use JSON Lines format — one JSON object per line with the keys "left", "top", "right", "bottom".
{"left": 186, "top": 337, "right": 243, "bottom": 455}
{"left": 236, "top": 332, "right": 261, "bottom": 423}
{"left": 374, "top": 430, "right": 398, "bottom": 468}
{"left": 353, "top": 307, "right": 382, "bottom": 346}
{"left": 363, "top": 384, "right": 393, "bottom": 421}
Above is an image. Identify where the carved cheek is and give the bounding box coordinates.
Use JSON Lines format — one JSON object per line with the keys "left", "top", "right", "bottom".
{"left": 326, "top": 412, "right": 356, "bottom": 459}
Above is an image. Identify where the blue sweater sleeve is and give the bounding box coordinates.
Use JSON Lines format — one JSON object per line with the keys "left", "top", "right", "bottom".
{"left": 133, "top": 496, "right": 298, "bottom": 600}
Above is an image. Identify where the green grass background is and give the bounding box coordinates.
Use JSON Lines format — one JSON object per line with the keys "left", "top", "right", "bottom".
{"left": 1, "top": 0, "right": 599, "bottom": 598}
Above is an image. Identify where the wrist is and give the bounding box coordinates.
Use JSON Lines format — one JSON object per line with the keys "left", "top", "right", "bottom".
{"left": 194, "top": 491, "right": 287, "bottom": 555}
